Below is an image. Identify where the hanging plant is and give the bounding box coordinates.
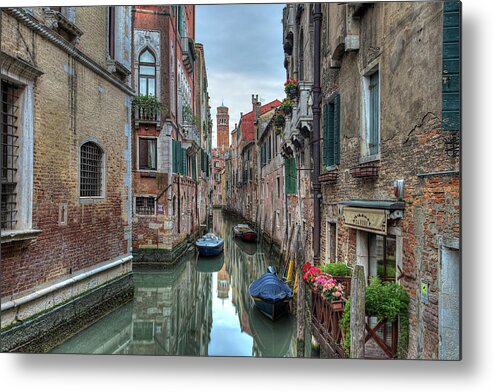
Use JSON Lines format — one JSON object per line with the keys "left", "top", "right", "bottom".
{"left": 275, "top": 126, "right": 284, "bottom": 137}
{"left": 284, "top": 79, "right": 299, "bottom": 100}
{"left": 280, "top": 98, "right": 293, "bottom": 115}
{"left": 274, "top": 112, "right": 286, "bottom": 127}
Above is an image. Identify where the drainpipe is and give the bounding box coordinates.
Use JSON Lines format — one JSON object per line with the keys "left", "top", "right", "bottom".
{"left": 312, "top": 3, "right": 322, "bottom": 265}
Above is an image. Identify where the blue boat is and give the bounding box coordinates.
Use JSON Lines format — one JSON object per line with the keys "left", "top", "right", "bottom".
{"left": 195, "top": 233, "right": 224, "bottom": 256}
{"left": 249, "top": 266, "right": 293, "bottom": 321}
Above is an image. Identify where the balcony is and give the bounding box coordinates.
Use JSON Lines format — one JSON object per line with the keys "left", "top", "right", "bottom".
{"left": 182, "top": 37, "right": 195, "bottom": 74}
{"left": 133, "top": 96, "right": 161, "bottom": 127}
{"left": 43, "top": 8, "right": 83, "bottom": 44}
{"left": 280, "top": 81, "right": 312, "bottom": 156}
{"left": 182, "top": 124, "right": 200, "bottom": 153}
{"left": 286, "top": 81, "right": 312, "bottom": 139}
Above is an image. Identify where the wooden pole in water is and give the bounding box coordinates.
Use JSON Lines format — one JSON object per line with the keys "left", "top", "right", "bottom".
{"left": 350, "top": 264, "right": 366, "bottom": 359}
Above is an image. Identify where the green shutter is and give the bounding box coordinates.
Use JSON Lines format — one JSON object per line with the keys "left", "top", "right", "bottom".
{"left": 192, "top": 155, "right": 196, "bottom": 180}
{"left": 323, "top": 103, "right": 329, "bottom": 166}
{"left": 172, "top": 140, "right": 179, "bottom": 173}
{"left": 181, "top": 148, "right": 187, "bottom": 175}
{"left": 327, "top": 102, "right": 335, "bottom": 166}
{"left": 334, "top": 94, "right": 340, "bottom": 164}
{"left": 442, "top": 1, "right": 461, "bottom": 131}
{"left": 285, "top": 158, "right": 297, "bottom": 195}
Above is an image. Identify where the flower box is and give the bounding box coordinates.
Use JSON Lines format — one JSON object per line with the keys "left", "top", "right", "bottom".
{"left": 350, "top": 162, "right": 379, "bottom": 178}
{"left": 319, "top": 171, "right": 338, "bottom": 183}
{"left": 331, "top": 300, "right": 344, "bottom": 312}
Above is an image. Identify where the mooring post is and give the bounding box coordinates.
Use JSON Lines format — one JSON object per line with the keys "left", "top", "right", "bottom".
{"left": 350, "top": 264, "right": 366, "bottom": 359}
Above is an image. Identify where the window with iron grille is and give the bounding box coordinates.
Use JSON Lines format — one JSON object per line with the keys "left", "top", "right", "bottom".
{"left": 135, "top": 196, "right": 155, "bottom": 215}
{"left": 80, "top": 142, "right": 104, "bottom": 197}
{"left": 1, "top": 80, "right": 20, "bottom": 230}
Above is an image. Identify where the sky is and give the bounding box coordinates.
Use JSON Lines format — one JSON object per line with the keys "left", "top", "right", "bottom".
{"left": 196, "top": 4, "right": 286, "bottom": 148}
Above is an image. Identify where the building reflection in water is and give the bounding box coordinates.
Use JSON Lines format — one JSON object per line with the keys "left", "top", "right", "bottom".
{"left": 52, "top": 211, "right": 296, "bottom": 357}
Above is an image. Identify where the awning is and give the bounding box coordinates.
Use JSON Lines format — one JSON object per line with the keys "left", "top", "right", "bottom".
{"left": 339, "top": 200, "right": 405, "bottom": 235}
{"left": 338, "top": 200, "right": 405, "bottom": 210}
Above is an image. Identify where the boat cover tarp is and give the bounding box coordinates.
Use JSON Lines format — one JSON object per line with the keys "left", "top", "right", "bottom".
{"left": 249, "top": 273, "right": 293, "bottom": 302}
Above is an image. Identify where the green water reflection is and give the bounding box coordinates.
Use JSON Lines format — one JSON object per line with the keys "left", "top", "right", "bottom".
{"left": 51, "top": 210, "right": 296, "bottom": 357}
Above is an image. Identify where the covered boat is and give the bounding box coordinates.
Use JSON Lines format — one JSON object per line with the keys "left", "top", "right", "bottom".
{"left": 248, "top": 266, "right": 293, "bottom": 321}
{"left": 232, "top": 223, "right": 258, "bottom": 242}
{"left": 195, "top": 233, "right": 224, "bottom": 257}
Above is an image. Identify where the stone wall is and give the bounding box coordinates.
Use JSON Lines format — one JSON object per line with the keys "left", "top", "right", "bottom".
{"left": 1, "top": 7, "right": 133, "bottom": 333}
{"left": 319, "top": 2, "right": 459, "bottom": 359}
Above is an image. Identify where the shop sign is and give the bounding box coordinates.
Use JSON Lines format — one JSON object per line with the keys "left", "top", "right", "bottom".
{"left": 342, "top": 207, "right": 388, "bottom": 235}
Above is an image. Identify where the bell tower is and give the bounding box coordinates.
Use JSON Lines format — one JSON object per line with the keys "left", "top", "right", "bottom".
{"left": 216, "top": 104, "right": 229, "bottom": 151}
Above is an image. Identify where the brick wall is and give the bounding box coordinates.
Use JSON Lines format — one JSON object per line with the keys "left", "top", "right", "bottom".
{"left": 1, "top": 9, "right": 132, "bottom": 299}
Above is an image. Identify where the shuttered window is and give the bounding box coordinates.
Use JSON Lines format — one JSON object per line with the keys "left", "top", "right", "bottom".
{"left": 442, "top": 1, "right": 461, "bottom": 131}
{"left": 323, "top": 94, "right": 340, "bottom": 167}
{"left": 284, "top": 158, "right": 297, "bottom": 195}
{"left": 172, "top": 140, "right": 187, "bottom": 175}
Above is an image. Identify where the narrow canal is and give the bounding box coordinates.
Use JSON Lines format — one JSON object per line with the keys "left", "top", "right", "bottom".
{"left": 51, "top": 210, "right": 297, "bottom": 357}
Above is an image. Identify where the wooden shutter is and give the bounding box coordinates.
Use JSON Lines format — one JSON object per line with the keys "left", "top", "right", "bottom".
{"left": 442, "top": 1, "right": 461, "bottom": 131}
{"left": 334, "top": 94, "right": 341, "bottom": 164}
{"left": 369, "top": 72, "right": 380, "bottom": 156}
{"left": 285, "top": 158, "right": 297, "bottom": 195}
{"left": 323, "top": 103, "right": 329, "bottom": 166}
{"left": 192, "top": 155, "right": 197, "bottom": 179}
{"left": 181, "top": 148, "right": 187, "bottom": 175}
{"left": 172, "top": 140, "right": 178, "bottom": 173}
{"left": 327, "top": 101, "right": 335, "bottom": 166}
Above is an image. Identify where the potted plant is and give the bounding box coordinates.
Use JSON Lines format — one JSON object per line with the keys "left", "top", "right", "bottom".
{"left": 274, "top": 112, "right": 286, "bottom": 128}
{"left": 284, "top": 79, "right": 299, "bottom": 100}
{"left": 302, "top": 262, "right": 345, "bottom": 311}
{"left": 280, "top": 98, "right": 293, "bottom": 116}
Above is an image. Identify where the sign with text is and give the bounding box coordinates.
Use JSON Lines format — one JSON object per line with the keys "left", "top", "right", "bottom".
{"left": 342, "top": 207, "right": 388, "bottom": 235}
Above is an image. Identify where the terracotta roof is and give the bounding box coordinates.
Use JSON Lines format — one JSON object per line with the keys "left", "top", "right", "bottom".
{"left": 240, "top": 99, "right": 281, "bottom": 142}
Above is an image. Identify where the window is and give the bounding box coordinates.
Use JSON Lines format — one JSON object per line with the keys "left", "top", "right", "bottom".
{"left": 369, "top": 234, "right": 396, "bottom": 281}
{"left": 139, "top": 138, "right": 157, "bottom": 170}
{"left": 135, "top": 196, "right": 155, "bottom": 215}
{"left": 1, "top": 81, "right": 20, "bottom": 230}
{"left": 363, "top": 70, "right": 380, "bottom": 157}
{"left": 285, "top": 158, "right": 297, "bottom": 195}
{"left": 108, "top": 6, "right": 116, "bottom": 59}
{"left": 276, "top": 177, "right": 280, "bottom": 198}
{"left": 80, "top": 142, "right": 104, "bottom": 197}
{"left": 139, "top": 49, "right": 156, "bottom": 97}
{"left": 323, "top": 94, "right": 340, "bottom": 166}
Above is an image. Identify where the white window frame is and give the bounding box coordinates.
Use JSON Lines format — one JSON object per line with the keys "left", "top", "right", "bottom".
{"left": 0, "top": 75, "right": 34, "bottom": 235}
{"left": 360, "top": 62, "right": 380, "bottom": 163}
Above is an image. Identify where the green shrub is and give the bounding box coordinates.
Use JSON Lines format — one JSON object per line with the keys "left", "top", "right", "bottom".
{"left": 340, "top": 299, "right": 351, "bottom": 356}
{"left": 321, "top": 262, "right": 352, "bottom": 277}
{"left": 131, "top": 94, "right": 161, "bottom": 111}
{"left": 365, "top": 276, "right": 409, "bottom": 322}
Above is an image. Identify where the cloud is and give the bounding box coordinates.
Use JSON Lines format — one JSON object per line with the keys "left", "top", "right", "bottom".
{"left": 196, "top": 4, "right": 286, "bottom": 147}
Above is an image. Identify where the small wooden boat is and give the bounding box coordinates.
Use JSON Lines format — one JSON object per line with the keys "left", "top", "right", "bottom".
{"left": 232, "top": 223, "right": 258, "bottom": 242}
{"left": 248, "top": 266, "right": 293, "bottom": 321}
{"left": 195, "top": 233, "right": 224, "bottom": 257}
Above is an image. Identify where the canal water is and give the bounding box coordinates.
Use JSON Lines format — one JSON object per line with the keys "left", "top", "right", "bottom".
{"left": 51, "top": 210, "right": 297, "bottom": 357}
